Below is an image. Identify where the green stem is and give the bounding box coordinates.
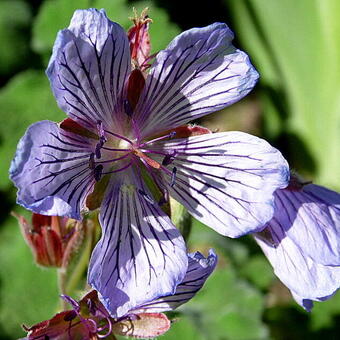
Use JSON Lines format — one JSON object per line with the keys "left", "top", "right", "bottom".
{"left": 57, "top": 267, "right": 68, "bottom": 310}
{"left": 64, "top": 223, "right": 94, "bottom": 295}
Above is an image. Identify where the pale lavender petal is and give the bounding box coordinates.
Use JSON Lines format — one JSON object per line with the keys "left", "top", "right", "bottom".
{"left": 47, "top": 9, "right": 130, "bottom": 131}
{"left": 88, "top": 169, "right": 188, "bottom": 317}
{"left": 135, "top": 23, "right": 259, "bottom": 138}
{"left": 151, "top": 132, "right": 289, "bottom": 237}
{"left": 254, "top": 225, "right": 340, "bottom": 309}
{"left": 274, "top": 185, "right": 340, "bottom": 266}
{"left": 10, "top": 121, "right": 95, "bottom": 219}
{"left": 129, "top": 249, "right": 217, "bottom": 313}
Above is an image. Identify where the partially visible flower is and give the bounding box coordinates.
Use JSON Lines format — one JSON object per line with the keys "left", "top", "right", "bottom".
{"left": 14, "top": 213, "right": 84, "bottom": 268}
{"left": 127, "top": 7, "right": 152, "bottom": 71}
{"left": 23, "top": 250, "right": 217, "bottom": 339}
{"left": 10, "top": 8, "right": 289, "bottom": 316}
{"left": 254, "top": 174, "right": 340, "bottom": 311}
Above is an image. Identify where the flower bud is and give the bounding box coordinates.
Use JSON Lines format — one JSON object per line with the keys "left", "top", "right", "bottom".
{"left": 14, "top": 213, "right": 82, "bottom": 268}
{"left": 128, "top": 8, "right": 152, "bottom": 71}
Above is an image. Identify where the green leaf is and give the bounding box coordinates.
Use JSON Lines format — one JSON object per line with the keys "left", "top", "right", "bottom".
{"left": 163, "top": 266, "right": 269, "bottom": 340}
{"left": 240, "top": 254, "right": 275, "bottom": 290}
{"left": 0, "top": 0, "right": 32, "bottom": 75}
{"left": 0, "top": 216, "right": 59, "bottom": 338}
{"left": 0, "top": 70, "right": 64, "bottom": 190}
{"left": 32, "top": 0, "right": 180, "bottom": 63}
{"left": 160, "top": 315, "right": 205, "bottom": 340}
{"left": 226, "top": 0, "right": 340, "bottom": 189}
{"left": 310, "top": 290, "right": 340, "bottom": 331}
{"left": 32, "top": 0, "right": 89, "bottom": 62}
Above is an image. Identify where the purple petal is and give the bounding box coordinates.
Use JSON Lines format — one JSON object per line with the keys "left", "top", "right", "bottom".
{"left": 135, "top": 23, "right": 259, "bottom": 138}
{"left": 88, "top": 170, "right": 188, "bottom": 317}
{"left": 273, "top": 184, "right": 340, "bottom": 266}
{"left": 129, "top": 249, "right": 217, "bottom": 313}
{"left": 46, "top": 9, "right": 131, "bottom": 131}
{"left": 10, "top": 120, "right": 95, "bottom": 219}
{"left": 152, "top": 132, "right": 289, "bottom": 237}
{"left": 254, "top": 224, "right": 340, "bottom": 310}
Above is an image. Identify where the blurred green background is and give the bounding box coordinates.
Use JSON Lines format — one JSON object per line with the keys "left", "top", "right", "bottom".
{"left": 0, "top": 0, "right": 339, "bottom": 339}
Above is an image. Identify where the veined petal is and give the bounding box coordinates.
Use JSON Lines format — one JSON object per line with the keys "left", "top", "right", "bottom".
{"left": 274, "top": 185, "right": 340, "bottom": 266}
{"left": 130, "top": 249, "right": 217, "bottom": 313}
{"left": 254, "top": 225, "right": 340, "bottom": 308}
{"left": 10, "top": 121, "right": 95, "bottom": 219}
{"left": 135, "top": 23, "right": 259, "bottom": 138}
{"left": 152, "top": 132, "right": 289, "bottom": 237}
{"left": 88, "top": 169, "right": 188, "bottom": 317}
{"left": 47, "top": 9, "right": 131, "bottom": 131}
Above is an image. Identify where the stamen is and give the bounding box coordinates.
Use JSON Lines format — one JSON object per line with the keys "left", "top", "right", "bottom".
{"left": 94, "top": 165, "right": 104, "bottom": 182}
{"left": 97, "top": 318, "right": 113, "bottom": 338}
{"left": 139, "top": 131, "right": 176, "bottom": 147}
{"left": 138, "top": 189, "right": 154, "bottom": 204}
{"left": 162, "top": 151, "right": 177, "bottom": 166}
{"left": 95, "top": 141, "right": 103, "bottom": 159}
{"left": 89, "top": 153, "right": 95, "bottom": 169}
{"left": 96, "top": 120, "right": 107, "bottom": 141}
{"left": 124, "top": 99, "right": 134, "bottom": 117}
{"left": 104, "top": 130, "right": 133, "bottom": 145}
{"left": 95, "top": 153, "right": 131, "bottom": 164}
{"left": 170, "top": 167, "right": 177, "bottom": 187}
{"left": 101, "top": 146, "right": 131, "bottom": 152}
{"left": 61, "top": 294, "right": 80, "bottom": 312}
{"left": 95, "top": 135, "right": 107, "bottom": 159}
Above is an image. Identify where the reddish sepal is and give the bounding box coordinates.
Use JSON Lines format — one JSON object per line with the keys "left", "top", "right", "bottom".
{"left": 59, "top": 118, "right": 98, "bottom": 139}
{"left": 127, "top": 69, "right": 146, "bottom": 110}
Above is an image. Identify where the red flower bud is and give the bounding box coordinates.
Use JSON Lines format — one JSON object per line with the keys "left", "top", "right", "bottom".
{"left": 15, "top": 213, "right": 82, "bottom": 268}
{"left": 127, "top": 8, "right": 152, "bottom": 70}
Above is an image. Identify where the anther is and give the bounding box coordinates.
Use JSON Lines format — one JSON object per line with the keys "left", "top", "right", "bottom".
{"left": 170, "top": 167, "right": 177, "bottom": 187}
{"left": 138, "top": 189, "right": 154, "bottom": 204}
{"left": 96, "top": 120, "right": 107, "bottom": 141}
{"left": 95, "top": 139, "right": 103, "bottom": 158}
{"left": 94, "top": 165, "right": 104, "bottom": 182}
{"left": 162, "top": 151, "right": 177, "bottom": 166}
{"left": 169, "top": 131, "right": 176, "bottom": 138}
{"left": 124, "top": 99, "right": 134, "bottom": 117}
{"left": 89, "top": 153, "right": 95, "bottom": 169}
{"left": 94, "top": 136, "right": 106, "bottom": 159}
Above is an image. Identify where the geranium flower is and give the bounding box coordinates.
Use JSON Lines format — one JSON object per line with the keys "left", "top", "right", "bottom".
{"left": 23, "top": 250, "right": 217, "bottom": 339}
{"left": 254, "top": 175, "right": 340, "bottom": 310}
{"left": 10, "top": 9, "right": 289, "bottom": 316}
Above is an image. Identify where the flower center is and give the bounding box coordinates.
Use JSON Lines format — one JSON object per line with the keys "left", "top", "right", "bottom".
{"left": 118, "top": 139, "right": 132, "bottom": 150}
